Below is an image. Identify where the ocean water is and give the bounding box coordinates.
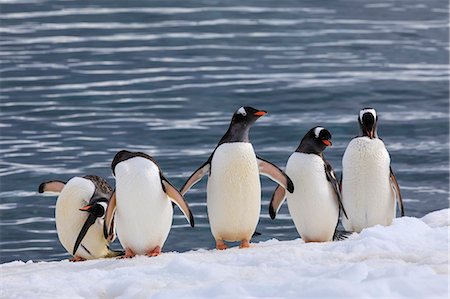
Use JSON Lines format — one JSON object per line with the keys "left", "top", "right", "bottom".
{"left": 0, "top": 0, "right": 448, "bottom": 263}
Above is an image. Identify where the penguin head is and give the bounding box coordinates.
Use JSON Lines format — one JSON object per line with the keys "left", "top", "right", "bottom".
{"left": 296, "top": 126, "right": 332, "bottom": 155}
{"left": 358, "top": 108, "right": 378, "bottom": 139}
{"left": 218, "top": 107, "right": 267, "bottom": 144}
{"left": 79, "top": 200, "right": 107, "bottom": 218}
{"left": 230, "top": 106, "right": 267, "bottom": 127}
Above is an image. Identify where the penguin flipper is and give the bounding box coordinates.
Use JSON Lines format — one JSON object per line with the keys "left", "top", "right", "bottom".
{"left": 38, "top": 180, "right": 66, "bottom": 194}
{"left": 179, "top": 161, "right": 210, "bottom": 195}
{"left": 269, "top": 185, "right": 286, "bottom": 219}
{"left": 161, "top": 175, "right": 195, "bottom": 227}
{"left": 390, "top": 166, "right": 404, "bottom": 217}
{"left": 256, "top": 156, "right": 294, "bottom": 193}
{"left": 103, "top": 192, "right": 117, "bottom": 241}
{"left": 74, "top": 202, "right": 109, "bottom": 255}
{"left": 324, "top": 161, "right": 348, "bottom": 219}
{"left": 73, "top": 212, "right": 97, "bottom": 256}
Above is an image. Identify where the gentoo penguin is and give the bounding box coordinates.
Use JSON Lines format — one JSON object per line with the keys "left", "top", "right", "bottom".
{"left": 103, "top": 150, "right": 194, "bottom": 258}
{"left": 180, "top": 106, "right": 294, "bottom": 250}
{"left": 269, "top": 127, "right": 347, "bottom": 242}
{"left": 341, "top": 108, "right": 404, "bottom": 232}
{"left": 38, "top": 175, "right": 120, "bottom": 262}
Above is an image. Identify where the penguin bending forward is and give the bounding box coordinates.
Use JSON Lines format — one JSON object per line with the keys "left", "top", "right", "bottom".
{"left": 341, "top": 108, "right": 404, "bottom": 232}
{"left": 180, "top": 106, "right": 294, "bottom": 250}
{"left": 104, "top": 150, "right": 194, "bottom": 258}
{"left": 38, "top": 175, "right": 121, "bottom": 262}
{"left": 269, "top": 127, "right": 347, "bottom": 242}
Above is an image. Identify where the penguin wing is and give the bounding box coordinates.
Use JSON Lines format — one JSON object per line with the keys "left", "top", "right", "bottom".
{"left": 324, "top": 161, "right": 348, "bottom": 219}
{"left": 269, "top": 185, "right": 286, "bottom": 219}
{"left": 160, "top": 175, "right": 195, "bottom": 227}
{"left": 179, "top": 160, "right": 211, "bottom": 195}
{"left": 73, "top": 212, "right": 98, "bottom": 256}
{"left": 103, "top": 192, "right": 117, "bottom": 242}
{"left": 256, "top": 156, "right": 294, "bottom": 193}
{"left": 390, "top": 166, "right": 404, "bottom": 216}
{"left": 38, "top": 180, "right": 66, "bottom": 194}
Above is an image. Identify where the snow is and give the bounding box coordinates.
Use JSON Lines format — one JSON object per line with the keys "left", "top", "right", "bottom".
{"left": 1, "top": 209, "right": 449, "bottom": 299}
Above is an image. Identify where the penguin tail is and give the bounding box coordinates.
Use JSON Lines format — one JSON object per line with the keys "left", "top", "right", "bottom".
{"left": 252, "top": 231, "right": 262, "bottom": 237}
{"left": 105, "top": 247, "right": 124, "bottom": 258}
{"left": 333, "top": 230, "right": 353, "bottom": 241}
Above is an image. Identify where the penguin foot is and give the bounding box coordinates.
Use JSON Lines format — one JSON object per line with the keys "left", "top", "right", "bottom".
{"left": 69, "top": 256, "right": 86, "bottom": 262}
{"left": 239, "top": 240, "right": 250, "bottom": 249}
{"left": 146, "top": 246, "right": 161, "bottom": 257}
{"left": 215, "top": 240, "right": 228, "bottom": 250}
{"left": 119, "top": 248, "right": 136, "bottom": 259}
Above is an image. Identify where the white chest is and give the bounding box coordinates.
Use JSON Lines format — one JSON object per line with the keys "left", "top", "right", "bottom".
{"left": 285, "top": 153, "right": 338, "bottom": 242}
{"left": 207, "top": 142, "right": 261, "bottom": 241}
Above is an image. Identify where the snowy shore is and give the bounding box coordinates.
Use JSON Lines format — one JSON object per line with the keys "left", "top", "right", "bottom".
{"left": 1, "top": 209, "right": 448, "bottom": 299}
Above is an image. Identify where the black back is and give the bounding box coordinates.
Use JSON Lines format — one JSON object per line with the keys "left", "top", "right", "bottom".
{"left": 111, "top": 150, "right": 160, "bottom": 175}
{"left": 83, "top": 175, "right": 112, "bottom": 201}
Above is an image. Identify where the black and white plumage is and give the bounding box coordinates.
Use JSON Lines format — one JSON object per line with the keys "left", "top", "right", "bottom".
{"left": 38, "top": 175, "right": 119, "bottom": 261}
{"left": 180, "top": 106, "right": 294, "bottom": 249}
{"left": 104, "top": 150, "right": 193, "bottom": 257}
{"left": 341, "top": 108, "right": 404, "bottom": 233}
{"left": 269, "top": 127, "right": 346, "bottom": 242}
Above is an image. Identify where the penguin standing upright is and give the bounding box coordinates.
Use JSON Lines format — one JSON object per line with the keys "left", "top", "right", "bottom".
{"left": 341, "top": 108, "right": 404, "bottom": 232}
{"left": 269, "top": 127, "right": 347, "bottom": 242}
{"left": 104, "top": 150, "right": 194, "bottom": 258}
{"left": 180, "top": 106, "right": 294, "bottom": 250}
{"left": 38, "top": 175, "right": 120, "bottom": 262}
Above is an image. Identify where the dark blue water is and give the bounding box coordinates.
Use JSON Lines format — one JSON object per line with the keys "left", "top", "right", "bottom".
{"left": 0, "top": 0, "right": 448, "bottom": 264}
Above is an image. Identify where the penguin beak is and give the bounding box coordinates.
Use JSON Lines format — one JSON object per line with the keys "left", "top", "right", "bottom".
{"left": 364, "top": 128, "right": 375, "bottom": 139}
{"left": 253, "top": 110, "right": 267, "bottom": 117}
{"left": 79, "top": 205, "right": 93, "bottom": 212}
{"left": 322, "top": 139, "right": 332, "bottom": 146}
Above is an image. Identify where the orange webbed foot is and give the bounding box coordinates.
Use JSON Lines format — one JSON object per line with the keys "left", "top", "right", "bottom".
{"left": 216, "top": 240, "right": 228, "bottom": 250}
{"left": 119, "top": 248, "right": 136, "bottom": 259}
{"left": 69, "top": 256, "right": 86, "bottom": 262}
{"left": 239, "top": 239, "right": 250, "bottom": 249}
{"left": 146, "top": 246, "right": 161, "bottom": 257}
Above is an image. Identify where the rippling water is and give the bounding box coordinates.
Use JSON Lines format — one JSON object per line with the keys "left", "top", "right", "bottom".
{"left": 0, "top": 0, "right": 448, "bottom": 263}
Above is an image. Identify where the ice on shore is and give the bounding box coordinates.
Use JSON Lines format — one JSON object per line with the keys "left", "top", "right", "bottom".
{"left": 1, "top": 209, "right": 448, "bottom": 298}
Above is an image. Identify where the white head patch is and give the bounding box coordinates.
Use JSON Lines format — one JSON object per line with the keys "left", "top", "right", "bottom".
{"left": 314, "top": 127, "right": 324, "bottom": 138}
{"left": 237, "top": 107, "right": 247, "bottom": 116}
{"left": 359, "top": 108, "right": 377, "bottom": 120}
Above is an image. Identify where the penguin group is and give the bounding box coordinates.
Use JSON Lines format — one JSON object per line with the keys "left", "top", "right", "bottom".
{"left": 38, "top": 107, "right": 404, "bottom": 261}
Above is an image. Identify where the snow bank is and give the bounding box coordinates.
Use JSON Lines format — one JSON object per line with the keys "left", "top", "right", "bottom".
{"left": 1, "top": 209, "right": 448, "bottom": 299}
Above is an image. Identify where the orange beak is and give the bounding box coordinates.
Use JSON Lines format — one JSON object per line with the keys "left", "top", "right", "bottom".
{"left": 322, "top": 139, "right": 332, "bottom": 146}
{"left": 366, "top": 129, "right": 375, "bottom": 139}
{"left": 254, "top": 110, "right": 267, "bottom": 117}
{"left": 79, "top": 205, "right": 92, "bottom": 211}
